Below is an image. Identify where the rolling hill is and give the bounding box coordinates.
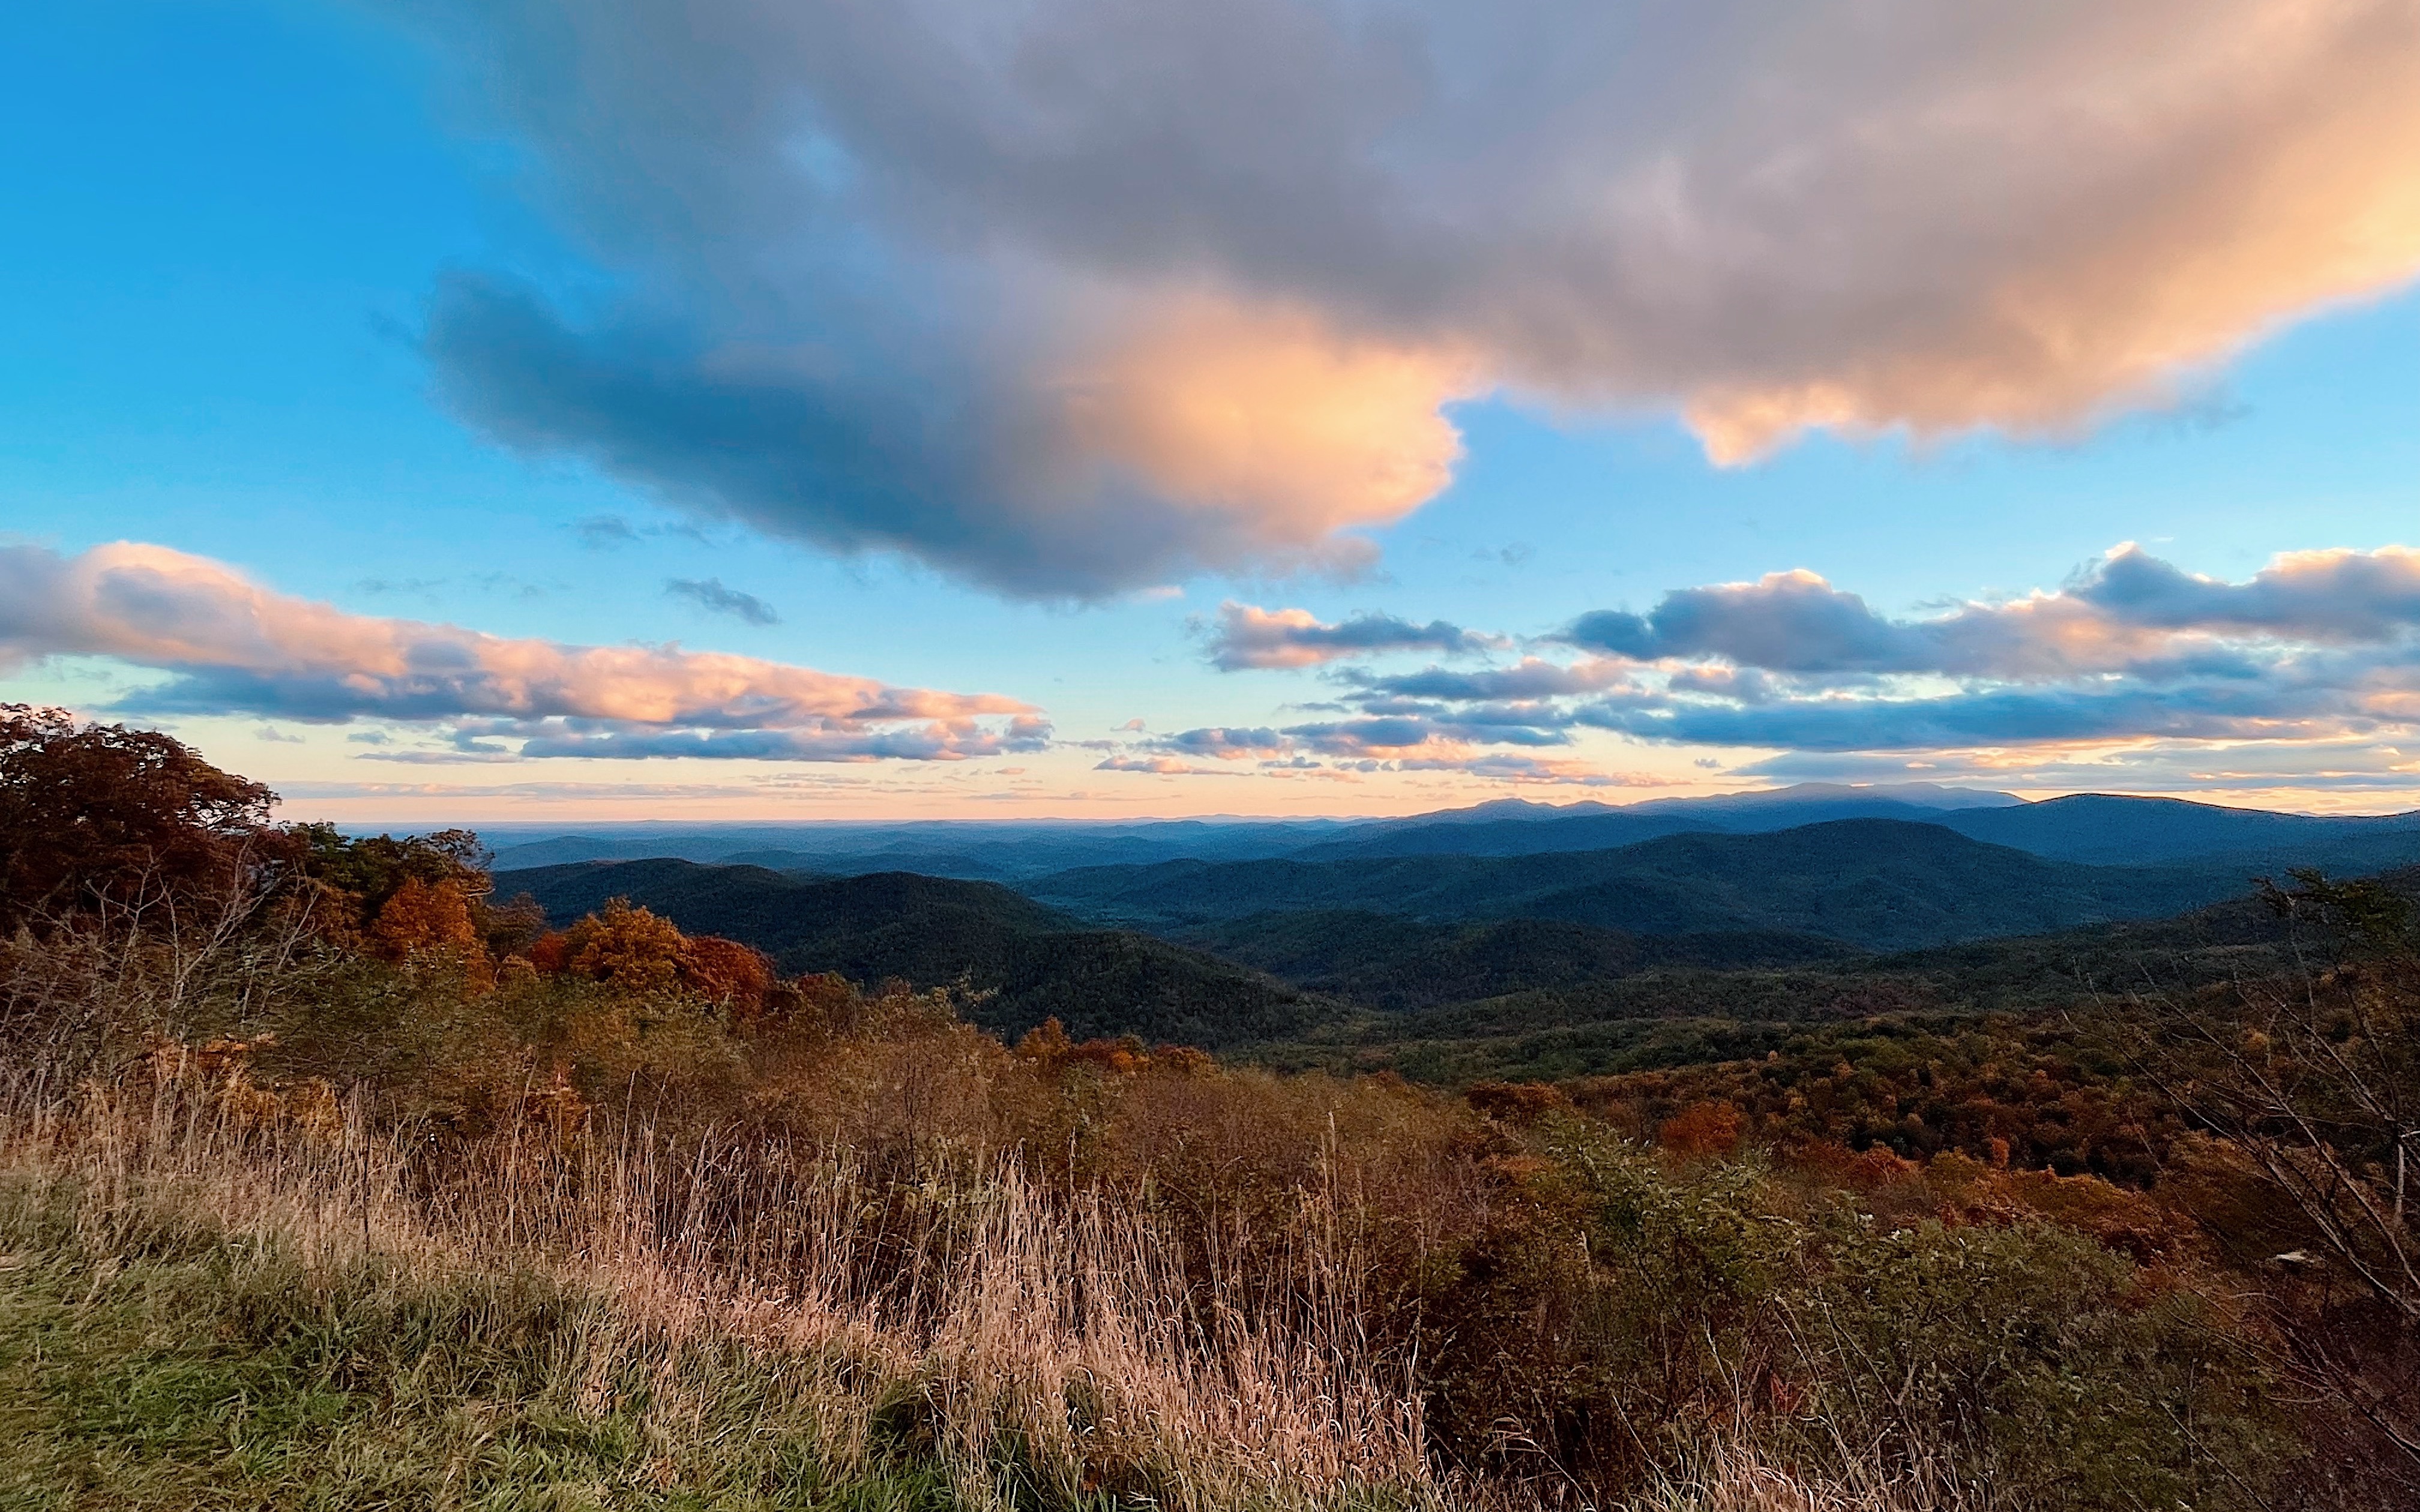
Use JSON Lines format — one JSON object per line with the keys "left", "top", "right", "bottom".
{"left": 1286, "top": 784, "right": 2023, "bottom": 861}
{"left": 1024, "top": 818, "right": 2244, "bottom": 950}
{"left": 1175, "top": 911, "right": 1852, "bottom": 1011}
{"left": 1936, "top": 792, "right": 2420, "bottom": 865}
{"left": 495, "top": 859, "right": 1333, "bottom": 1046}
{"left": 1244, "top": 875, "right": 2371, "bottom": 1084}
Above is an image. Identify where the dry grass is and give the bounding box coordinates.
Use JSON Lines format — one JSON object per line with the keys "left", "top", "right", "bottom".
{"left": 0, "top": 1055, "right": 1431, "bottom": 1512}
{"left": 1618, "top": 1441, "right": 1999, "bottom": 1512}
{"left": 0, "top": 1064, "right": 2039, "bottom": 1511}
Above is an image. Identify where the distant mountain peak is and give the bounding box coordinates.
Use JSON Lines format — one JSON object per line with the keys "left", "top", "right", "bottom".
{"left": 1633, "top": 781, "right": 2023, "bottom": 811}
{"left": 1419, "top": 796, "right": 1622, "bottom": 824}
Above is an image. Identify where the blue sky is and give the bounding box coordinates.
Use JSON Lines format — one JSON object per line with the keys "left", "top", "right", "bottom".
{"left": 7, "top": 2, "right": 2420, "bottom": 820}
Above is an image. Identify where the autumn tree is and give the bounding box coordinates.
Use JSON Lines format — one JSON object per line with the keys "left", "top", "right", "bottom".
{"left": 291, "top": 824, "right": 487, "bottom": 931}
{"left": 562, "top": 898, "right": 688, "bottom": 990}
{"left": 369, "top": 877, "right": 482, "bottom": 960}
{"left": 0, "top": 704, "right": 286, "bottom": 931}
{"left": 1659, "top": 1100, "right": 1745, "bottom": 1157}
{"left": 676, "top": 934, "right": 775, "bottom": 1019}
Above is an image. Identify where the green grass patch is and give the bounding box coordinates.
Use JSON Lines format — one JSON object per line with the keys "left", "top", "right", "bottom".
{"left": 0, "top": 1244, "right": 960, "bottom": 1511}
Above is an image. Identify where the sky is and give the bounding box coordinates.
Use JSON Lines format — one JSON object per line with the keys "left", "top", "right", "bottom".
{"left": 5, "top": 0, "right": 2420, "bottom": 823}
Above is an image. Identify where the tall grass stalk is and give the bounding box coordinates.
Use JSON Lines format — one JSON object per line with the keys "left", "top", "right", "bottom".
{"left": 0, "top": 1061, "right": 1430, "bottom": 1512}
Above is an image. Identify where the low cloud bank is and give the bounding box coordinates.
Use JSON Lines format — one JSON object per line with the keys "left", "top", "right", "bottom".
{"left": 0, "top": 542, "right": 1046, "bottom": 762}
{"left": 1100, "top": 545, "right": 2420, "bottom": 784}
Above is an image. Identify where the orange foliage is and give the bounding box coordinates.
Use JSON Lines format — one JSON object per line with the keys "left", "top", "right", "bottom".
{"left": 1014, "top": 1018, "right": 1164, "bottom": 1075}
{"left": 1658, "top": 1099, "right": 1744, "bottom": 1157}
{"left": 1780, "top": 1138, "right": 1920, "bottom": 1192}
{"left": 679, "top": 934, "right": 775, "bottom": 1018}
{"left": 527, "top": 931, "right": 570, "bottom": 974}
{"left": 1015, "top": 1016, "right": 1074, "bottom": 1064}
{"left": 562, "top": 897, "right": 687, "bottom": 989}
{"left": 368, "top": 876, "right": 481, "bottom": 961}
{"left": 1154, "top": 1045, "right": 1216, "bottom": 1077}
{"left": 1464, "top": 1081, "right": 1568, "bottom": 1125}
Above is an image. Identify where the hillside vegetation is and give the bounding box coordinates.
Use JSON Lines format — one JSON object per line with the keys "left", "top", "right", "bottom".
{"left": 1178, "top": 910, "right": 1852, "bottom": 1010}
{"left": 1249, "top": 885, "right": 2350, "bottom": 1083}
{"left": 498, "top": 857, "right": 1330, "bottom": 1045}
{"left": 7, "top": 709, "right": 2420, "bottom": 1510}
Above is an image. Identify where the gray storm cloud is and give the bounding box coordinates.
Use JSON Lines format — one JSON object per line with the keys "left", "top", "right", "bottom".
{"left": 391, "top": 0, "right": 2420, "bottom": 595}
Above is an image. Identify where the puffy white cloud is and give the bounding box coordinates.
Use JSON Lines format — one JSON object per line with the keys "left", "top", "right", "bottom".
{"left": 390, "top": 0, "right": 2420, "bottom": 593}
{"left": 0, "top": 541, "right": 1043, "bottom": 761}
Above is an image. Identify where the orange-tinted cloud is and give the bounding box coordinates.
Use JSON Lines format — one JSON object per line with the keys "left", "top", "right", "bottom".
{"left": 0, "top": 541, "right": 1043, "bottom": 760}
{"left": 1052, "top": 298, "right": 1479, "bottom": 554}
{"left": 406, "top": 0, "right": 2420, "bottom": 589}
{"left": 1676, "top": 1, "right": 2420, "bottom": 459}
{"left": 1204, "top": 599, "right": 1499, "bottom": 670}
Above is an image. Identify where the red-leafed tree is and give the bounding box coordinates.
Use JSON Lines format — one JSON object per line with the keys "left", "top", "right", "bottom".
{"left": 0, "top": 704, "right": 286, "bottom": 931}
{"left": 678, "top": 935, "right": 776, "bottom": 1019}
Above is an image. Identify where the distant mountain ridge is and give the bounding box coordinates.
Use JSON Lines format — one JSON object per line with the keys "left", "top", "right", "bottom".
{"left": 1023, "top": 818, "right": 2246, "bottom": 952}
{"left": 1935, "top": 792, "right": 2420, "bottom": 865}
{"left": 476, "top": 785, "right": 2420, "bottom": 881}
{"left": 495, "top": 821, "right": 2420, "bottom": 1057}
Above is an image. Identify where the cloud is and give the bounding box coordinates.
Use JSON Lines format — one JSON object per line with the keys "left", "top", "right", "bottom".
{"left": 1205, "top": 601, "right": 1499, "bottom": 670}
{"left": 1563, "top": 573, "right": 1933, "bottom": 673}
{"left": 1092, "top": 754, "right": 1250, "bottom": 776}
{"left": 1734, "top": 742, "right": 2420, "bottom": 806}
{"left": 664, "top": 576, "right": 781, "bottom": 625}
{"left": 1147, "top": 725, "right": 1293, "bottom": 760}
{"left": 1559, "top": 544, "right": 2420, "bottom": 681}
{"left": 511, "top": 719, "right": 1048, "bottom": 761}
{"left": 573, "top": 515, "right": 640, "bottom": 548}
{"left": 388, "top": 0, "right": 2420, "bottom": 592}
{"left": 1342, "top": 657, "right": 1638, "bottom": 701}
{"left": 2074, "top": 544, "right": 2420, "bottom": 640}
{"left": 0, "top": 541, "right": 1042, "bottom": 761}
{"left": 1094, "top": 717, "right": 1659, "bottom": 787}
{"left": 1555, "top": 566, "right": 2203, "bottom": 680}
{"left": 1573, "top": 678, "right": 2357, "bottom": 752}
{"left": 1361, "top": 542, "right": 2420, "bottom": 752}
{"left": 1392, "top": 754, "right": 1667, "bottom": 789}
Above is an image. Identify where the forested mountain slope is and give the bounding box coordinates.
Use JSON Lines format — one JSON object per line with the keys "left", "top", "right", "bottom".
{"left": 1176, "top": 911, "right": 1851, "bottom": 1011}
{"left": 498, "top": 859, "right": 1331, "bottom": 1046}
{"left": 1027, "top": 819, "right": 2242, "bottom": 950}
